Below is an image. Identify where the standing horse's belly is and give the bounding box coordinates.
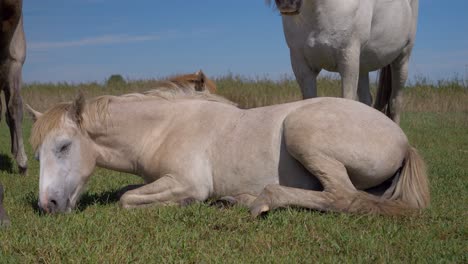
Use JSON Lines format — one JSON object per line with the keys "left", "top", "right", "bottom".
{"left": 302, "top": 26, "right": 412, "bottom": 73}
{"left": 359, "top": 38, "right": 410, "bottom": 72}
{"left": 360, "top": 1, "right": 413, "bottom": 72}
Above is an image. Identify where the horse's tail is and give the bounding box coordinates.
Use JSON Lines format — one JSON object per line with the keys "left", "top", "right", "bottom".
{"left": 334, "top": 146, "right": 430, "bottom": 216}
{"left": 388, "top": 146, "right": 430, "bottom": 209}
{"left": 374, "top": 65, "right": 392, "bottom": 117}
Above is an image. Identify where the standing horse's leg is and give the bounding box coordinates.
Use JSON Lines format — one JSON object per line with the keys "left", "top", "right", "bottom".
{"left": 338, "top": 44, "right": 360, "bottom": 100}
{"left": 388, "top": 53, "right": 411, "bottom": 124}
{"left": 119, "top": 175, "right": 209, "bottom": 209}
{"left": 357, "top": 73, "right": 372, "bottom": 105}
{"left": 290, "top": 51, "right": 320, "bottom": 99}
{"left": 4, "top": 61, "right": 27, "bottom": 174}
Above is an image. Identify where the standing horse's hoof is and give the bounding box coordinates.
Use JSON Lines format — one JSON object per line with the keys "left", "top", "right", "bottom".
{"left": 18, "top": 166, "right": 28, "bottom": 176}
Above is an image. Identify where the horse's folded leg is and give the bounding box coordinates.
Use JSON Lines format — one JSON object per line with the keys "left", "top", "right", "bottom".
{"left": 250, "top": 198, "right": 271, "bottom": 219}
{"left": 116, "top": 184, "right": 145, "bottom": 199}
{"left": 212, "top": 194, "right": 257, "bottom": 209}
{"left": 119, "top": 175, "right": 204, "bottom": 209}
{"left": 211, "top": 196, "right": 238, "bottom": 208}
{"left": 250, "top": 184, "right": 334, "bottom": 218}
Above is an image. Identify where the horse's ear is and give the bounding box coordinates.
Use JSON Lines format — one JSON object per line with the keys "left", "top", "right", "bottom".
{"left": 68, "top": 92, "right": 85, "bottom": 125}
{"left": 196, "top": 70, "right": 206, "bottom": 87}
{"left": 25, "top": 104, "right": 43, "bottom": 123}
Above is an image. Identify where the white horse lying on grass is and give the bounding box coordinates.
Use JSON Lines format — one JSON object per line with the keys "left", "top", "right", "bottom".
{"left": 270, "top": 0, "right": 419, "bottom": 123}
{"left": 27, "top": 89, "right": 429, "bottom": 216}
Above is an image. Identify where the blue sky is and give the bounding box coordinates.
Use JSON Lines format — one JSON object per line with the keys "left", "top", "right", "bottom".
{"left": 23, "top": 0, "right": 468, "bottom": 83}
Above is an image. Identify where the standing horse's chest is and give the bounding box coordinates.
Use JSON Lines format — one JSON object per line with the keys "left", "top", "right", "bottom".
{"left": 284, "top": 20, "right": 354, "bottom": 72}
{"left": 305, "top": 30, "right": 350, "bottom": 71}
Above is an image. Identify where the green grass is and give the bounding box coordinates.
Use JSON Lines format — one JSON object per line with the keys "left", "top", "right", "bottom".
{"left": 0, "top": 78, "right": 467, "bottom": 262}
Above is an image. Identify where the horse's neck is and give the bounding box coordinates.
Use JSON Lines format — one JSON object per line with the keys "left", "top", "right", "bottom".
{"left": 85, "top": 100, "right": 172, "bottom": 174}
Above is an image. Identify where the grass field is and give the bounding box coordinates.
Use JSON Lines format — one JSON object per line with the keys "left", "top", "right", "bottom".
{"left": 0, "top": 77, "right": 467, "bottom": 262}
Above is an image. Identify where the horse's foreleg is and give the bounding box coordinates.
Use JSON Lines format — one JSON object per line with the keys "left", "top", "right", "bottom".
{"left": 119, "top": 175, "right": 207, "bottom": 209}
{"left": 388, "top": 53, "right": 410, "bottom": 124}
{"left": 338, "top": 45, "right": 360, "bottom": 100}
{"left": 5, "top": 61, "right": 27, "bottom": 174}
{"left": 358, "top": 73, "right": 372, "bottom": 105}
{"left": 290, "top": 51, "right": 320, "bottom": 99}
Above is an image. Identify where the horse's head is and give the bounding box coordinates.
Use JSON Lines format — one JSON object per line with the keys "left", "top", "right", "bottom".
{"left": 269, "top": 0, "right": 303, "bottom": 16}
{"left": 168, "top": 70, "right": 217, "bottom": 93}
{"left": 27, "top": 94, "right": 97, "bottom": 214}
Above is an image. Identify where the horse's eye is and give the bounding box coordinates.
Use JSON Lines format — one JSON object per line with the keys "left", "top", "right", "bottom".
{"left": 58, "top": 143, "right": 71, "bottom": 154}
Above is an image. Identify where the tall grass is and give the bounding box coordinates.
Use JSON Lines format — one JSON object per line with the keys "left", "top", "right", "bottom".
{"left": 22, "top": 75, "right": 467, "bottom": 113}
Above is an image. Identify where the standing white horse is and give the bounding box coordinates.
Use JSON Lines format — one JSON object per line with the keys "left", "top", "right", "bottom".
{"left": 270, "top": 0, "right": 419, "bottom": 123}
{"left": 27, "top": 89, "right": 429, "bottom": 216}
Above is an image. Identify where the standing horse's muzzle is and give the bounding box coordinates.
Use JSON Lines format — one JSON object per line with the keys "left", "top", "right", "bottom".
{"left": 275, "top": 0, "right": 302, "bottom": 15}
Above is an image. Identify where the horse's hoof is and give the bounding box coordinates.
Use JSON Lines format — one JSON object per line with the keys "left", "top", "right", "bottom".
{"left": 18, "top": 166, "right": 28, "bottom": 176}
{"left": 211, "top": 196, "right": 237, "bottom": 208}
{"left": 250, "top": 203, "right": 270, "bottom": 218}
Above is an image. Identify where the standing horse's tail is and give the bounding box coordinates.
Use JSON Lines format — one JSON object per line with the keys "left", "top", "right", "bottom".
{"left": 374, "top": 65, "right": 392, "bottom": 117}
{"left": 388, "top": 146, "right": 430, "bottom": 209}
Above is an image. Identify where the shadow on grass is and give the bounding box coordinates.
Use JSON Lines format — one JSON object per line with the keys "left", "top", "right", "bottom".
{"left": 76, "top": 190, "right": 121, "bottom": 211}
{"left": 25, "top": 189, "right": 122, "bottom": 215}
{"left": 0, "top": 154, "right": 14, "bottom": 173}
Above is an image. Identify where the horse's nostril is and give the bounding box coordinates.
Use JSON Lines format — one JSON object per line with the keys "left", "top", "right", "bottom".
{"left": 47, "top": 199, "right": 58, "bottom": 213}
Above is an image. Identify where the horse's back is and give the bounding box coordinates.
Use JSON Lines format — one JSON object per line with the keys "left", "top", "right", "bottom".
{"left": 283, "top": 98, "right": 408, "bottom": 189}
